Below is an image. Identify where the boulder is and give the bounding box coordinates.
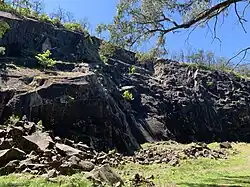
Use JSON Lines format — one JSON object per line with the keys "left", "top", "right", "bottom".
{"left": 14, "top": 132, "right": 54, "bottom": 153}
{"left": 78, "top": 160, "right": 95, "bottom": 172}
{"left": 23, "top": 132, "right": 54, "bottom": 152}
{"left": 0, "top": 130, "right": 6, "bottom": 138}
{"left": 0, "top": 148, "right": 26, "bottom": 167}
{"left": 63, "top": 138, "right": 74, "bottom": 147}
{"left": 0, "top": 160, "right": 20, "bottom": 175}
{"left": 23, "top": 122, "right": 36, "bottom": 134}
{"left": 6, "top": 126, "right": 24, "bottom": 137}
{"left": 0, "top": 138, "right": 13, "bottom": 150}
{"left": 75, "top": 142, "right": 93, "bottom": 152}
{"left": 42, "top": 169, "right": 58, "bottom": 178}
{"left": 88, "top": 164, "right": 124, "bottom": 186}
{"left": 67, "top": 155, "right": 80, "bottom": 165}
{"left": 58, "top": 162, "right": 76, "bottom": 175}
{"left": 55, "top": 143, "right": 82, "bottom": 157}
{"left": 220, "top": 142, "right": 232, "bottom": 149}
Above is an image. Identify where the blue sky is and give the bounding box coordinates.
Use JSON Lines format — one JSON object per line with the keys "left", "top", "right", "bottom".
{"left": 43, "top": 0, "right": 250, "bottom": 62}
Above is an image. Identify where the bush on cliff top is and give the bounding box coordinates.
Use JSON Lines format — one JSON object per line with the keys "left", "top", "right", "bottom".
{"left": 35, "top": 50, "right": 56, "bottom": 68}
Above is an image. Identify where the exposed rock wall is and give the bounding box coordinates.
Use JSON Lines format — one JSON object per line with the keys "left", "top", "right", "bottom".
{"left": 0, "top": 11, "right": 250, "bottom": 154}
{"left": 0, "top": 11, "right": 135, "bottom": 64}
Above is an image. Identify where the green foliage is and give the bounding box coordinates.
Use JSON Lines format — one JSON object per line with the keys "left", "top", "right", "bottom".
{"left": 96, "top": 0, "right": 248, "bottom": 70}
{"left": 129, "top": 65, "right": 136, "bottom": 75}
{"left": 234, "top": 64, "right": 250, "bottom": 79}
{"left": 122, "top": 90, "right": 134, "bottom": 101}
{"left": 38, "top": 13, "right": 52, "bottom": 22}
{"left": 6, "top": 114, "right": 20, "bottom": 126}
{"left": 0, "top": 20, "right": 9, "bottom": 56}
{"left": 51, "top": 17, "right": 61, "bottom": 26}
{"left": 96, "top": 0, "right": 191, "bottom": 51}
{"left": 135, "top": 48, "right": 164, "bottom": 63}
{"left": 98, "top": 41, "right": 118, "bottom": 64}
{"left": 16, "top": 7, "right": 31, "bottom": 16}
{"left": 35, "top": 50, "right": 56, "bottom": 68}
{"left": 206, "top": 81, "right": 213, "bottom": 87}
{"left": 63, "top": 22, "right": 88, "bottom": 33}
{"left": 0, "top": 47, "right": 6, "bottom": 56}
{"left": 0, "top": 21, "right": 10, "bottom": 38}
{"left": 175, "top": 49, "right": 249, "bottom": 78}
{"left": 1, "top": 1, "right": 90, "bottom": 38}
{"left": 0, "top": 0, "right": 44, "bottom": 18}
{"left": 37, "top": 120, "right": 44, "bottom": 131}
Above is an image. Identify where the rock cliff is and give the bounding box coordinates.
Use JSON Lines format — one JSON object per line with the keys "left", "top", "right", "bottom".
{"left": 0, "top": 11, "right": 250, "bottom": 155}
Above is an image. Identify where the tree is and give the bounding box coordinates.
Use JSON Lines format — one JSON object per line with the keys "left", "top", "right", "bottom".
{"left": 170, "top": 48, "right": 232, "bottom": 69}
{"left": 5, "top": 0, "right": 31, "bottom": 9}
{"left": 30, "top": 0, "right": 44, "bottom": 14}
{"left": 3, "top": 0, "right": 44, "bottom": 14}
{"left": 97, "top": 0, "right": 250, "bottom": 67}
{"left": 50, "top": 6, "right": 75, "bottom": 23}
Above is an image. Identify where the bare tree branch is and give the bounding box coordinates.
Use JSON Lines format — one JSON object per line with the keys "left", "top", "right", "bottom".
{"left": 227, "top": 47, "right": 250, "bottom": 68}
{"left": 234, "top": 2, "right": 247, "bottom": 33}
{"left": 156, "top": 0, "right": 242, "bottom": 35}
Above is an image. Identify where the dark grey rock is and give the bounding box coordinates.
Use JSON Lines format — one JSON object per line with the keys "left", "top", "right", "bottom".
{"left": 0, "top": 148, "right": 26, "bottom": 167}
{"left": 0, "top": 160, "right": 20, "bottom": 175}
{"left": 0, "top": 9, "right": 250, "bottom": 156}
{"left": 0, "top": 130, "right": 6, "bottom": 138}
{"left": 78, "top": 161, "right": 95, "bottom": 172}
{"left": 55, "top": 143, "right": 82, "bottom": 157}
{"left": 13, "top": 132, "right": 54, "bottom": 154}
{"left": 220, "top": 142, "right": 232, "bottom": 149}
{"left": 46, "top": 169, "right": 58, "bottom": 178}
{"left": 88, "top": 164, "right": 124, "bottom": 186}
{"left": 58, "top": 162, "right": 76, "bottom": 175}
{"left": 23, "top": 122, "right": 36, "bottom": 134}
{"left": 23, "top": 132, "right": 54, "bottom": 152}
{"left": 7, "top": 126, "right": 24, "bottom": 138}
{"left": 0, "top": 138, "right": 13, "bottom": 150}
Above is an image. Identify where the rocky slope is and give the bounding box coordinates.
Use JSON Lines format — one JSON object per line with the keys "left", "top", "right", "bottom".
{"left": 0, "top": 118, "right": 231, "bottom": 185}
{"left": 0, "top": 11, "right": 250, "bottom": 156}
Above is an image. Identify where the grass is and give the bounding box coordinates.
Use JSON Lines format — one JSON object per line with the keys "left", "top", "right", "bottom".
{"left": 0, "top": 173, "right": 92, "bottom": 187}
{"left": 115, "top": 142, "right": 250, "bottom": 187}
{"left": 0, "top": 142, "right": 250, "bottom": 186}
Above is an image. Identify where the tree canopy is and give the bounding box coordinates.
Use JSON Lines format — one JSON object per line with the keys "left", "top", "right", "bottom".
{"left": 97, "top": 0, "right": 250, "bottom": 63}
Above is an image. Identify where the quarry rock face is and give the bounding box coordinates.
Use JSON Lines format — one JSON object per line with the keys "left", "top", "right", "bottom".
{"left": 0, "top": 67, "right": 140, "bottom": 154}
{"left": 0, "top": 11, "right": 250, "bottom": 156}
{"left": 0, "top": 10, "right": 135, "bottom": 65}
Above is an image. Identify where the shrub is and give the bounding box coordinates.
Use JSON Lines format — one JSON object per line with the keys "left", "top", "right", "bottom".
{"left": 122, "top": 90, "right": 134, "bottom": 101}
{"left": 0, "top": 47, "right": 6, "bottom": 55}
{"left": 129, "top": 65, "right": 136, "bottom": 74}
{"left": 135, "top": 48, "right": 163, "bottom": 64}
{"left": 38, "top": 13, "right": 52, "bottom": 23}
{"left": 6, "top": 114, "right": 20, "bottom": 126}
{"left": 0, "top": 21, "right": 9, "bottom": 56}
{"left": 0, "top": 21, "right": 10, "bottom": 38}
{"left": 37, "top": 120, "right": 45, "bottom": 131}
{"left": 98, "top": 41, "right": 117, "bottom": 64}
{"left": 35, "top": 50, "right": 56, "bottom": 68}
{"left": 63, "top": 22, "right": 87, "bottom": 33}
{"left": 0, "top": 2, "right": 15, "bottom": 13}
{"left": 16, "top": 7, "right": 31, "bottom": 16}
{"left": 51, "top": 18, "right": 61, "bottom": 26}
